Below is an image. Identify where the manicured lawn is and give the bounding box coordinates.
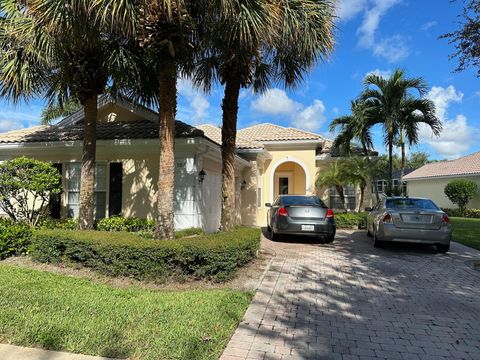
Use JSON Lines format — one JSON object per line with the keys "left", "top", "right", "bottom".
{"left": 0, "top": 265, "right": 252, "bottom": 360}
{"left": 451, "top": 217, "right": 480, "bottom": 251}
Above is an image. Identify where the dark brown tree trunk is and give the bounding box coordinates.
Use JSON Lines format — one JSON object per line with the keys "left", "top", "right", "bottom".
{"left": 335, "top": 185, "right": 347, "bottom": 211}
{"left": 400, "top": 128, "right": 406, "bottom": 195}
{"left": 220, "top": 76, "right": 241, "bottom": 231}
{"left": 78, "top": 96, "right": 97, "bottom": 230}
{"left": 358, "top": 183, "right": 365, "bottom": 212}
{"left": 388, "top": 135, "right": 394, "bottom": 196}
{"left": 156, "top": 60, "right": 177, "bottom": 240}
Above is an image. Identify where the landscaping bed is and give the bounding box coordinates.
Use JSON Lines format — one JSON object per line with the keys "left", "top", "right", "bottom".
{"left": 451, "top": 217, "right": 480, "bottom": 251}
{"left": 31, "top": 227, "right": 261, "bottom": 282}
{"left": 334, "top": 212, "right": 368, "bottom": 229}
{"left": 0, "top": 265, "right": 252, "bottom": 360}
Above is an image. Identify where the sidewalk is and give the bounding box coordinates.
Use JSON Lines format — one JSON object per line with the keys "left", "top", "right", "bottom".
{"left": 0, "top": 344, "right": 117, "bottom": 360}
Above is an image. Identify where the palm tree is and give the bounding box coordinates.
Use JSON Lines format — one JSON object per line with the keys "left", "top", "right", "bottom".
{"left": 362, "top": 69, "right": 430, "bottom": 193}
{"left": 41, "top": 98, "right": 81, "bottom": 125}
{"left": 316, "top": 160, "right": 348, "bottom": 211}
{"left": 329, "top": 100, "right": 380, "bottom": 201}
{"left": 195, "top": 0, "right": 336, "bottom": 231}
{"left": 338, "top": 157, "right": 371, "bottom": 212}
{"left": 398, "top": 97, "right": 441, "bottom": 184}
{"left": 0, "top": 0, "right": 138, "bottom": 229}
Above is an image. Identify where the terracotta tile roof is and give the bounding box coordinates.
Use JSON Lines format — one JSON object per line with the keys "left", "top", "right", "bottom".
{"left": 0, "top": 120, "right": 202, "bottom": 144}
{"left": 403, "top": 152, "right": 480, "bottom": 180}
{"left": 196, "top": 124, "right": 263, "bottom": 150}
{"left": 318, "top": 139, "right": 378, "bottom": 157}
{"left": 238, "top": 123, "right": 323, "bottom": 142}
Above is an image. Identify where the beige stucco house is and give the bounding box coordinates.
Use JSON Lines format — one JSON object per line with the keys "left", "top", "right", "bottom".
{"left": 404, "top": 152, "right": 480, "bottom": 209}
{"left": 0, "top": 97, "right": 374, "bottom": 231}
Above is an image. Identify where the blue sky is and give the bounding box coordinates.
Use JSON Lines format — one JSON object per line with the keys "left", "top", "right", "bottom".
{"left": 1, "top": 0, "right": 478, "bottom": 160}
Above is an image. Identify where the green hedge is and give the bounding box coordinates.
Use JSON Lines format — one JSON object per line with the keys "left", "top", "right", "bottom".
{"left": 442, "top": 208, "right": 480, "bottom": 219}
{"left": 36, "top": 218, "right": 78, "bottom": 230}
{"left": 0, "top": 219, "right": 32, "bottom": 260}
{"left": 30, "top": 227, "right": 260, "bottom": 282}
{"left": 96, "top": 216, "right": 155, "bottom": 232}
{"left": 335, "top": 212, "right": 368, "bottom": 229}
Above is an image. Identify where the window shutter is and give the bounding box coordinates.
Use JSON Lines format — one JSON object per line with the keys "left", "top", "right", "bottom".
{"left": 49, "top": 163, "right": 63, "bottom": 219}
{"left": 109, "top": 162, "right": 123, "bottom": 217}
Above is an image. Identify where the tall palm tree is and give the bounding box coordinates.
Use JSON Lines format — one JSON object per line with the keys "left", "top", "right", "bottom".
{"left": 362, "top": 69, "right": 429, "bottom": 194}
{"left": 329, "top": 100, "right": 380, "bottom": 201}
{"left": 41, "top": 97, "right": 81, "bottom": 125}
{"left": 398, "top": 97, "right": 441, "bottom": 183}
{"left": 0, "top": 0, "right": 138, "bottom": 229}
{"left": 195, "top": 0, "right": 336, "bottom": 231}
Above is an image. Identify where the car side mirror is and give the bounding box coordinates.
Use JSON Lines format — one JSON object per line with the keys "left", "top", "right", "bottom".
{"left": 265, "top": 203, "right": 272, "bottom": 208}
{"left": 365, "top": 207, "right": 372, "bottom": 212}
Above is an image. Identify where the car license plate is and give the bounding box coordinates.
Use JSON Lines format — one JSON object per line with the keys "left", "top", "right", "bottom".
{"left": 302, "top": 225, "right": 314, "bottom": 231}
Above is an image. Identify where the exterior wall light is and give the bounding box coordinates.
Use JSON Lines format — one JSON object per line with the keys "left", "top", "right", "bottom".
{"left": 198, "top": 169, "right": 206, "bottom": 184}
{"left": 241, "top": 180, "right": 247, "bottom": 190}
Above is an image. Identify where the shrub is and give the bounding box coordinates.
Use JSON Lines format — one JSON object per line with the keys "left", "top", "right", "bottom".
{"left": 444, "top": 179, "right": 478, "bottom": 216}
{"left": 0, "top": 157, "right": 62, "bottom": 226}
{"left": 0, "top": 218, "right": 33, "bottom": 259}
{"left": 30, "top": 227, "right": 260, "bottom": 282}
{"left": 335, "top": 212, "right": 368, "bottom": 229}
{"left": 174, "top": 227, "right": 205, "bottom": 239}
{"left": 36, "top": 217, "right": 78, "bottom": 230}
{"left": 442, "top": 208, "right": 480, "bottom": 219}
{"left": 96, "top": 216, "right": 155, "bottom": 232}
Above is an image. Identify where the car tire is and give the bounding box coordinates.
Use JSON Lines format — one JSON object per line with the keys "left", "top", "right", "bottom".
{"left": 367, "top": 224, "right": 372, "bottom": 237}
{"left": 373, "top": 230, "right": 382, "bottom": 248}
{"left": 270, "top": 228, "right": 277, "bottom": 241}
{"left": 324, "top": 235, "right": 335, "bottom": 243}
{"left": 436, "top": 244, "right": 450, "bottom": 253}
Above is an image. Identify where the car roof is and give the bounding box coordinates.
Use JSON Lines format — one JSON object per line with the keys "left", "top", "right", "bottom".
{"left": 386, "top": 196, "right": 432, "bottom": 200}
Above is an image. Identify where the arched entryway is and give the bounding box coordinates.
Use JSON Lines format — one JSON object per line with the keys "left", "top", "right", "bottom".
{"left": 270, "top": 158, "right": 310, "bottom": 202}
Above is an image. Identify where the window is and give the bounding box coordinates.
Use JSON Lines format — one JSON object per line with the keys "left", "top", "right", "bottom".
{"left": 66, "top": 163, "right": 107, "bottom": 219}
{"left": 375, "top": 180, "right": 387, "bottom": 194}
{"left": 281, "top": 196, "right": 326, "bottom": 207}
{"left": 386, "top": 198, "right": 439, "bottom": 210}
{"left": 329, "top": 186, "right": 356, "bottom": 210}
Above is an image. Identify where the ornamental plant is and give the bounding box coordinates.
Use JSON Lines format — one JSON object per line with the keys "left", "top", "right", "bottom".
{"left": 0, "top": 157, "right": 62, "bottom": 226}
{"left": 444, "top": 179, "right": 478, "bottom": 216}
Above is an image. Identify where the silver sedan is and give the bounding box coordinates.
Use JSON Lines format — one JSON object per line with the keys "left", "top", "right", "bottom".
{"left": 366, "top": 197, "right": 452, "bottom": 253}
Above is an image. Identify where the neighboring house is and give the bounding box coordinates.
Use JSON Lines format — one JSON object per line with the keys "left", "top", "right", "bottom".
{"left": 404, "top": 152, "right": 480, "bottom": 208}
{"left": 0, "top": 97, "right": 375, "bottom": 231}
{"left": 374, "top": 169, "right": 415, "bottom": 196}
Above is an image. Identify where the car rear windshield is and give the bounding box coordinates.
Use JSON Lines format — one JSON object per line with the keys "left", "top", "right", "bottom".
{"left": 281, "top": 196, "right": 326, "bottom": 207}
{"left": 386, "top": 198, "right": 439, "bottom": 210}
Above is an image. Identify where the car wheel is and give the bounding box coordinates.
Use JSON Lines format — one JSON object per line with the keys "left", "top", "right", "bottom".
{"left": 373, "top": 229, "right": 382, "bottom": 248}
{"left": 270, "top": 227, "right": 277, "bottom": 241}
{"left": 324, "top": 235, "right": 335, "bottom": 243}
{"left": 436, "top": 244, "right": 450, "bottom": 253}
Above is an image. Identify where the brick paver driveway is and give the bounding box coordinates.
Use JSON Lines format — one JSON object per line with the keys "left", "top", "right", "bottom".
{"left": 221, "top": 230, "right": 480, "bottom": 360}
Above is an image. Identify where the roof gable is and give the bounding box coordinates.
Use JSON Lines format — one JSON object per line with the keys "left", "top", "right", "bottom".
{"left": 404, "top": 152, "right": 480, "bottom": 180}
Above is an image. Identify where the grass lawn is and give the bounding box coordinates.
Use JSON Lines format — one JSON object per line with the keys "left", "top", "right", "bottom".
{"left": 0, "top": 265, "right": 252, "bottom": 360}
{"left": 451, "top": 217, "right": 480, "bottom": 251}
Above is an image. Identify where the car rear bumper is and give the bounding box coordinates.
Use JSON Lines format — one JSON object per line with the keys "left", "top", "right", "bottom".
{"left": 274, "top": 218, "right": 336, "bottom": 237}
{"left": 377, "top": 223, "right": 451, "bottom": 245}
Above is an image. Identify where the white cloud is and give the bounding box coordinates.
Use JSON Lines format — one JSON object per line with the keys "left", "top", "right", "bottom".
{"left": 294, "top": 100, "right": 327, "bottom": 132}
{"left": 251, "top": 88, "right": 302, "bottom": 115}
{"left": 421, "top": 21, "right": 437, "bottom": 31}
{"left": 251, "top": 89, "right": 326, "bottom": 131}
{"left": 177, "top": 78, "right": 210, "bottom": 123}
{"left": 419, "top": 85, "right": 474, "bottom": 159}
{"left": 336, "top": 0, "right": 369, "bottom": 21}
{"left": 332, "top": 107, "right": 340, "bottom": 115}
{"left": 341, "top": 0, "right": 409, "bottom": 62}
{"left": 0, "top": 119, "right": 25, "bottom": 133}
{"left": 366, "top": 68, "right": 392, "bottom": 79}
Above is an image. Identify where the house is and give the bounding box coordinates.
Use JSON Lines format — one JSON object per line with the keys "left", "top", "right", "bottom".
{"left": 0, "top": 96, "right": 375, "bottom": 231}
{"left": 374, "top": 169, "right": 415, "bottom": 196}
{"left": 403, "top": 152, "right": 480, "bottom": 208}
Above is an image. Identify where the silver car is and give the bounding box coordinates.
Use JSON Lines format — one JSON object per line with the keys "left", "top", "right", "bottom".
{"left": 266, "top": 195, "right": 336, "bottom": 242}
{"left": 366, "top": 197, "right": 452, "bottom": 253}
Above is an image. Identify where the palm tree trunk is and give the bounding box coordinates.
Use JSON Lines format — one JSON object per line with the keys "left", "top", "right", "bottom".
{"left": 220, "top": 76, "right": 241, "bottom": 231}
{"left": 359, "top": 184, "right": 365, "bottom": 212}
{"left": 400, "top": 128, "right": 406, "bottom": 195}
{"left": 78, "top": 96, "right": 97, "bottom": 230}
{"left": 156, "top": 61, "right": 177, "bottom": 240}
{"left": 363, "top": 142, "right": 380, "bottom": 202}
{"left": 335, "top": 185, "right": 347, "bottom": 211}
{"left": 388, "top": 136, "right": 394, "bottom": 196}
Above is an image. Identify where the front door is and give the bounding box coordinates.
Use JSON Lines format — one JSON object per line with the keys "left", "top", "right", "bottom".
{"left": 279, "top": 177, "right": 289, "bottom": 195}
{"left": 274, "top": 172, "right": 292, "bottom": 198}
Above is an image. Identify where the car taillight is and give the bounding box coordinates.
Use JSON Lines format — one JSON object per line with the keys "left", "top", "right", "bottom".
{"left": 326, "top": 209, "right": 334, "bottom": 218}
{"left": 382, "top": 213, "right": 392, "bottom": 223}
{"left": 442, "top": 214, "right": 450, "bottom": 224}
{"left": 278, "top": 207, "right": 288, "bottom": 217}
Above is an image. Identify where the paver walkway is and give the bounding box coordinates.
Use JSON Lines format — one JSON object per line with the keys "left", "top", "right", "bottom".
{"left": 221, "top": 230, "right": 480, "bottom": 360}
